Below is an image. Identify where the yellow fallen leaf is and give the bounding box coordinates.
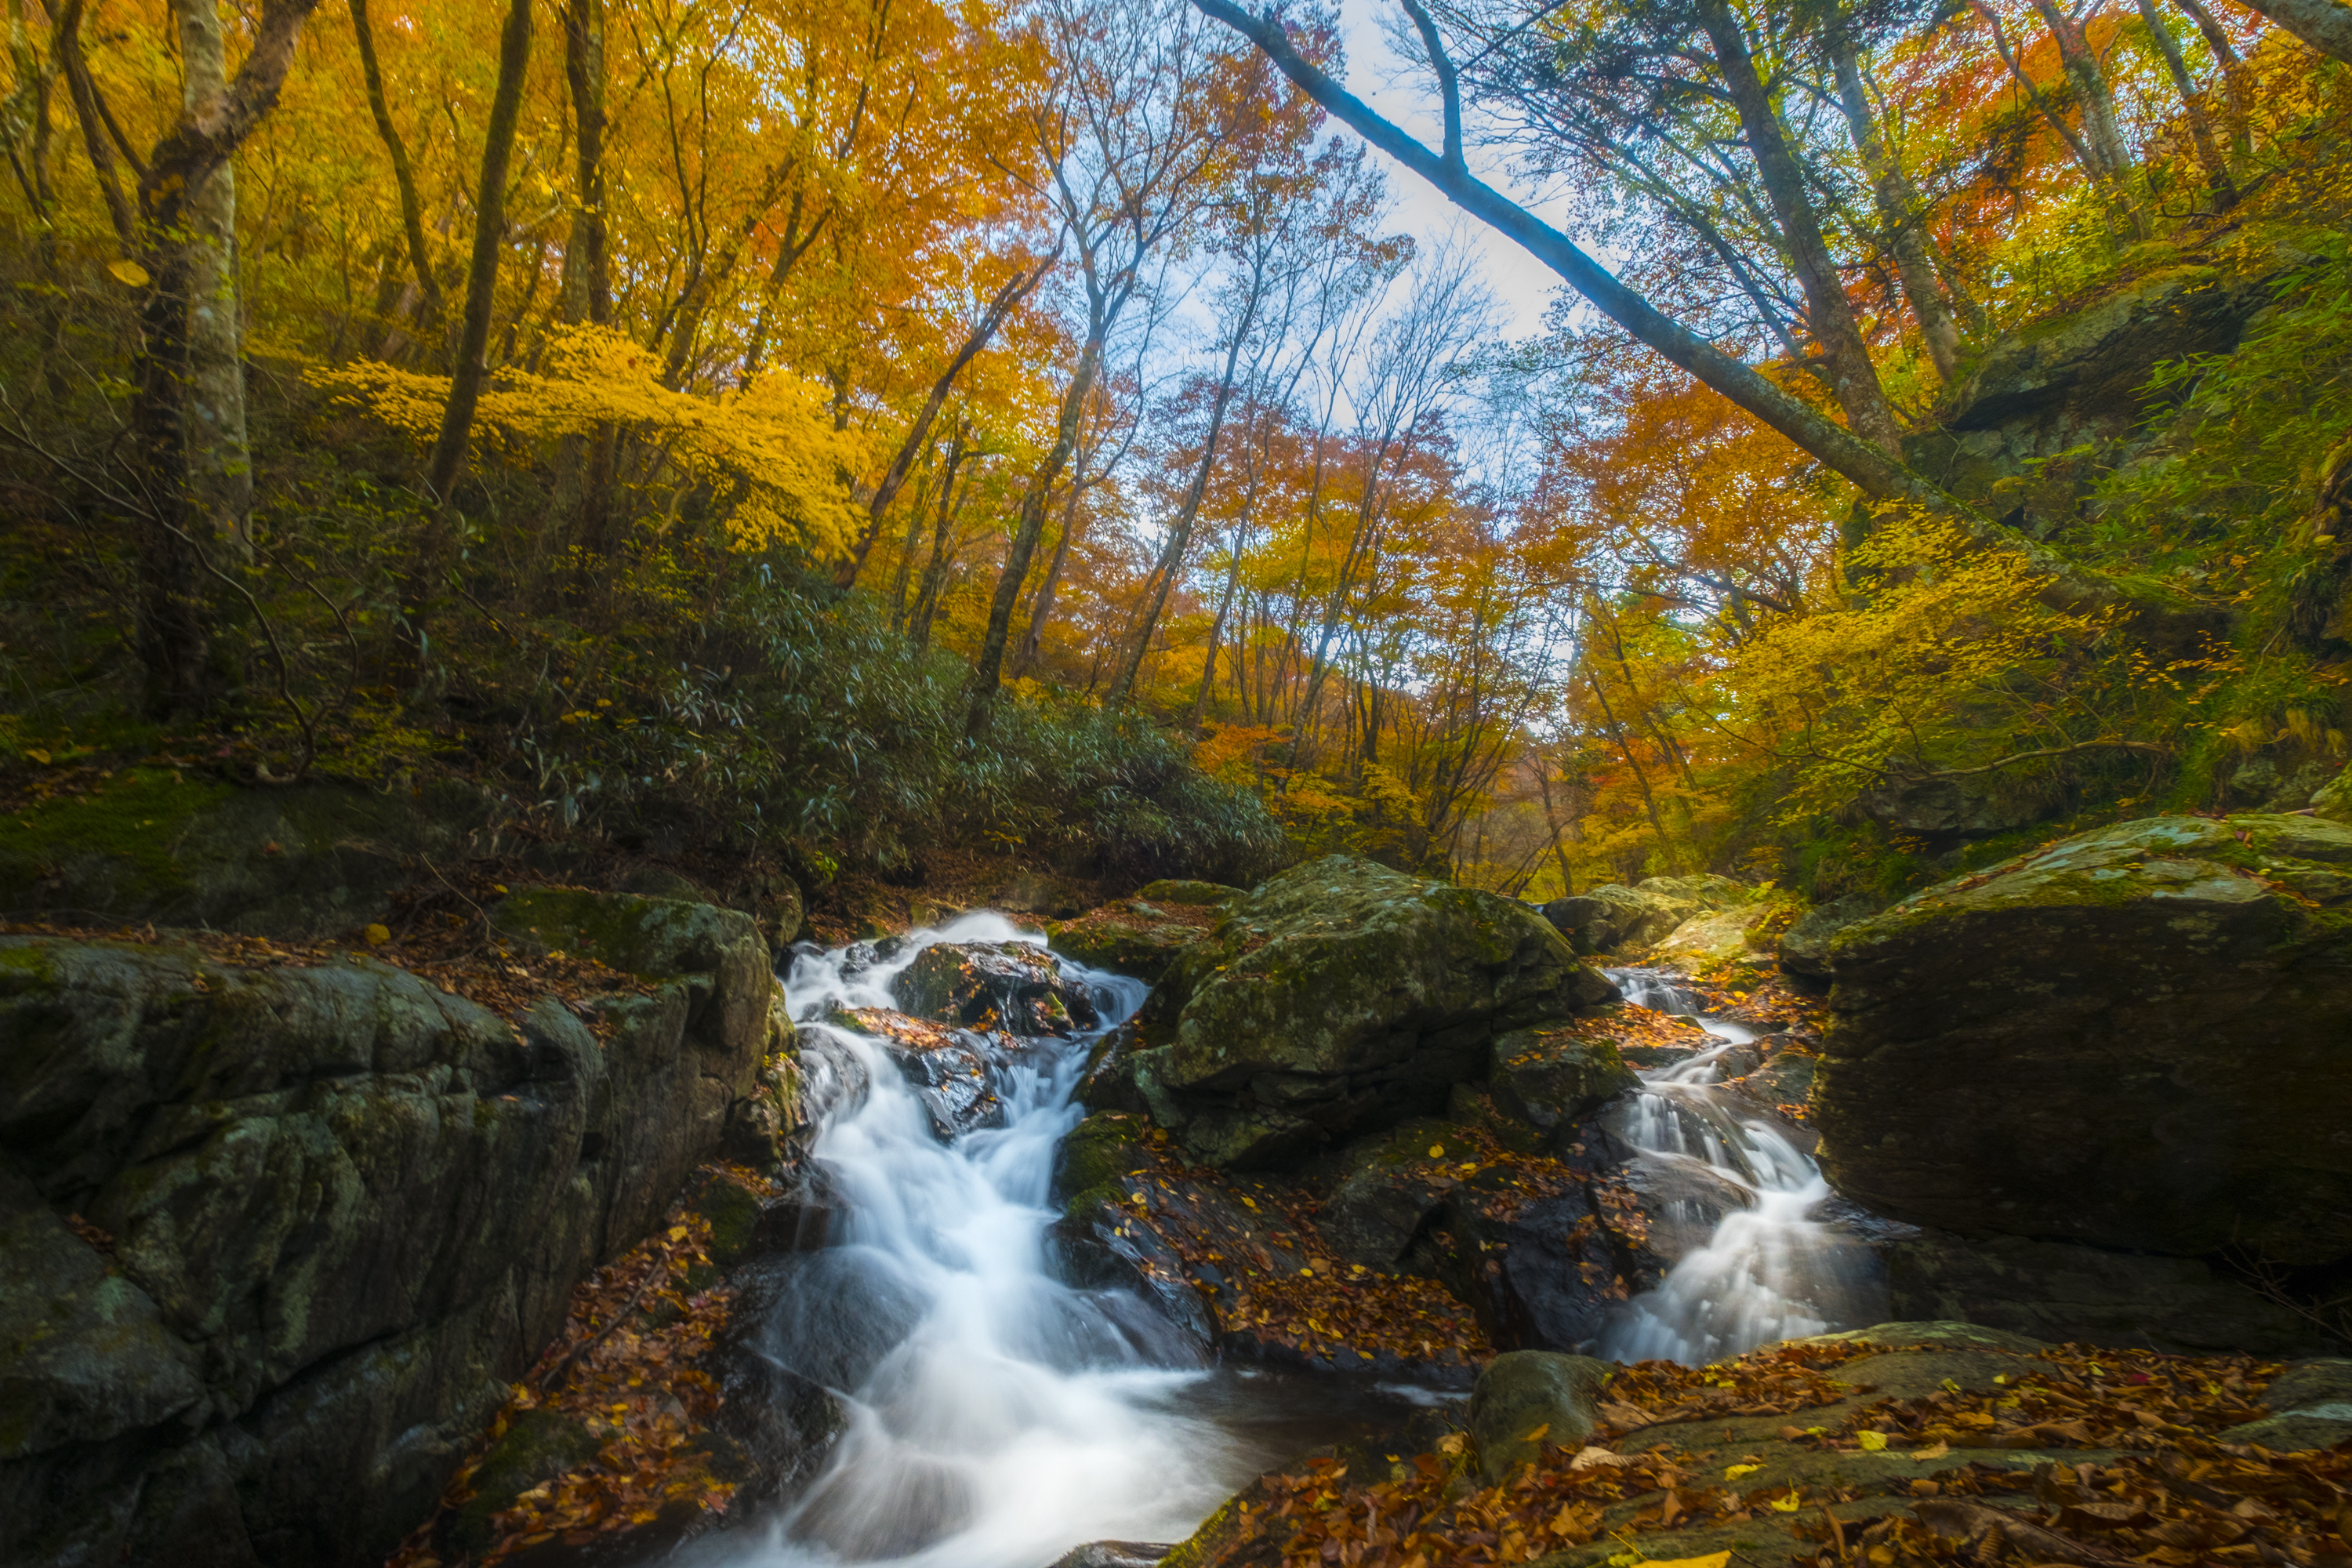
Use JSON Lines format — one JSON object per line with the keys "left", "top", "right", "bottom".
{"left": 363, "top": 924, "right": 391, "bottom": 946}
{"left": 1724, "top": 1463, "right": 1762, "bottom": 1479}
{"left": 107, "top": 258, "right": 150, "bottom": 286}
{"left": 1857, "top": 1430, "right": 1889, "bottom": 1451}
{"left": 1768, "top": 1490, "right": 1803, "bottom": 1512}
{"left": 1630, "top": 1552, "right": 1732, "bottom": 1568}
{"left": 1522, "top": 1423, "right": 1549, "bottom": 1443}
{"left": 1428, "top": 1145, "right": 1445, "bottom": 1157}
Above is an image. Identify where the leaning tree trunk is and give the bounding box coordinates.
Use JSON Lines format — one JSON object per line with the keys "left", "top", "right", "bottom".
{"left": 2230, "top": 0, "right": 2352, "bottom": 64}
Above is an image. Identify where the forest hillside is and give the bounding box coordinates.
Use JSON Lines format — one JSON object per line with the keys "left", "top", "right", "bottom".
{"left": 2, "top": 0, "right": 2347, "bottom": 912}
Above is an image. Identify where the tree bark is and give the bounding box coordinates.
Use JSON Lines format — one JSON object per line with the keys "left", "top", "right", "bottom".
{"left": 128, "top": 0, "right": 324, "bottom": 714}
{"left": 2030, "top": 0, "right": 2140, "bottom": 203}
{"left": 1012, "top": 470, "right": 1087, "bottom": 678}
{"left": 53, "top": 2, "right": 135, "bottom": 249}
{"left": 838, "top": 247, "right": 1058, "bottom": 587}
{"left": 2169, "top": 0, "right": 2252, "bottom": 169}
{"left": 2229, "top": 0, "right": 2352, "bottom": 63}
{"left": 1827, "top": 24, "right": 1962, "bottom": 380}
{"left": 422, "top": 0, "right": 532, "bottom": 509}
{"left": 2134, "top": 0, "right": 2236, "bottom": 201}
{"left": 1692, "top": 0, "right": 1902, "bottom": 455}
{"left": 176, "top": 0, "right": 252, "bottom": 553}
{"left": 964, "top": 329, "right": 1106, "bottom": 736}
{"left": 350, "top": 0, "right": 445, "bottom": 347}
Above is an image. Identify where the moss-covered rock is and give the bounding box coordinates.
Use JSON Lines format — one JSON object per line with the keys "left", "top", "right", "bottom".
{"left": 1886, "top": 1231, "right": 2328, "bottom": 1356}
{"left": 1816, "top": 814, "right": 2352, "bottom": 1266}
{"left": 1486, "top": 1025, "right": 1640, "bottom": 1142}
{"left": 889, "top": 940, "right": 1098, "bottom": 1033}
{"left": 1123, "top": 855, "right": 1617, "bottom": 1168}
{"left": 445, "top": 1408, "right": 601, "bottom": 1555}
{"left": 1046, "top": 902, "right": 1212, "bottom": 985}
{"left": 1468, "top": 1351, "right": 1613, "bottom": 1481}
{"left": 0, "top": 906, "right": 773, "bottom": 1567}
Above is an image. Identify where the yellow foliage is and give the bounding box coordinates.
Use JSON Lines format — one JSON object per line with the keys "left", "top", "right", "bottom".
{"left": 308, "top": 327, "right": 869, "bottom": 557}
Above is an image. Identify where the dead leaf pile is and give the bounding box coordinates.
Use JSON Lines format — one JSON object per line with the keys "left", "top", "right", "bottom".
{"left": 1815, "top": 1345, "right": 2280, "bottom": 1454}
{"left": 1794, "top": 1444, "right": 2352, "bottom": 1568}
{"left": 385, "top": 1166, "right": 778, "bottom": 1568}
{"left": 1090, "top": 1122, "right": 1494, "bottom": 1370}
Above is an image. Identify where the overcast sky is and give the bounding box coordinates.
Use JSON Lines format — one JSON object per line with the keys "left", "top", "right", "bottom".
{"left": 1329, "top": 0, "right": 1570, "bottom": 339}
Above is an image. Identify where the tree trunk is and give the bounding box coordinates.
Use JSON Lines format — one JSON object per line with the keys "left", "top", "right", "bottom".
{"left": 1828, "top": 25, "right": 1962, "bottom": 381}
{"left": 2229, "top": 0, "right": 2352, "bottom": 64}
{"left": 127, "top": 0, "right": 324, "bottom": 714}
{"left": 422, "top": 0, "right": 531, "bottom": 509}
{"left": 350, "top": 0, "right": 445, "bottom": 350}
{"left": 1694, "top": 0, "right": 1904, "bottom": 456}
{"left": 1012, "top": 472, "right": 1086, "bottom": 679}
{"left": 2170, "top": 0, "right": 2252, "bottom": 169}
{"left": 176, "top": 0, "right": 251, "bottom": 554}
{"left": 2031, "top": 0, "right": 2140, "bottom": 197}
{"left": 964, "top": 329, "right": 1105, "bottom": 736}
{"left": 2134, "top": 0, "right": 2235, "bottom": 201}
{"left": 910, "top": 438, "right": 973, "bottom": 652}
{"left": 1106, "top": 315, "right": 1254, "bottom": 705}
{"left": 838, "top": 249, "right": 1058, "bottom": 588}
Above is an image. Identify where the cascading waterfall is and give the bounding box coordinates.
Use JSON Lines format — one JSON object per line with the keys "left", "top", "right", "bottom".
{"left": 716, "top": 914, "right": 1372, "bottom": 1568}
{"left": 1596, "top": 970, "right": 1873, "bottom": 1367}
{"left": 707, "top": 927, "right": 1871, "bottom": 1566}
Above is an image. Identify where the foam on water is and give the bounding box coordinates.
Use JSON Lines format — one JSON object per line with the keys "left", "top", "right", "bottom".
{"left": 715, "top": 915, "right": 1283, "bottom": 1567}
{"left": 1597, "top": 970, "right": 1873, "bottom": 1366}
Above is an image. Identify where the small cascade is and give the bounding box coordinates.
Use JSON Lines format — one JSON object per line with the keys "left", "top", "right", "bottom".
{"left": 1596, "top": 970, "right": 1875, "bottom": 1367}
{"left": 718, "top": 915, "right": 1389, "bottom": 1568}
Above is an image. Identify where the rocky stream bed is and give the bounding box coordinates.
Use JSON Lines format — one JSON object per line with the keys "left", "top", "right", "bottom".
{"left": 3, "top": 800, "right": 2349, "bottom": 1568}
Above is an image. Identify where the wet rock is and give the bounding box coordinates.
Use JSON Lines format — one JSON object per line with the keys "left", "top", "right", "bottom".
{"left": 1313, "top": 1119, "right": 1464, "bottom": 1268}
{"left": 1122, "top": 855, "right": 1618, "bottom": 1167}
{"left": 1467, "top": 1351, "right": 1612, "bottom": 1480}
{"left": 1886, "top": 1230, "right": 2335, "bottom": 1357}
{"left": 1048, "top": 1543, "right": 1175, "bottom": 1568}
{"left": 891, "top": 941, "right": 1100, "bottom": 1036}
{"left": 2217, "top": 1358, "right": 2352, "bottom": 1449}
{"left": 826, "top": 1008, "right": 1025, "bottom": 1141}
{"left": 1857, "top": 772, "right": 2057, "bottom": 840}
{"left": 1486, "top": 1024, "right": 1641, "bottom": 1145}
{"left": 0, "top": 897, "right": 771, "bottom": 1568}
{"left": 445, "top": 1409, "right": 601, "bottom": 1556}
{"left": 1816, "top": 814, "right": 2352, "bottom": 1267}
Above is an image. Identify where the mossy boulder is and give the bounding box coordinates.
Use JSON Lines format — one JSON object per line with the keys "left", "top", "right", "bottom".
{"left": 1549, "top": 876, "right": 1747, "bottom": 952}
{"left": 488, "top": 888, "right": 773, "bottom": 1065}
{"left": 1649, "top": 903, "right": 1777, "bottom": 972}
{"left": 1047, "top": 900, "right": 1214, "bottom": 985}
{"left": 445, "top": 1408, "right": 601, "bottom": 1555}
{"left": 0, "top": 908, "right": 774, "bottom": 1566}
{"left": 1486, "top": 1024, "right": 1640, "bottom": 1142}
{"left": 1816, "top": 814, "right": 2352, "bottom": 1266}
{"left": 1467, "top": 1351, "right": 1613, "bottom": 1481}
{"left": 2315, "top": 763, "right": 2352, "bottom": 826}
{"left": 1120, "top": 855, "right": 1617, "bottom": 1167}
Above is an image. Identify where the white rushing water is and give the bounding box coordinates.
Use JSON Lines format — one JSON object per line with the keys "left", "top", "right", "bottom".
{"left": 1596, "top": 969, "right": 1869, "bottom": 1366}
{"left": 720, "top": 915, "right": 1303, "bottom": 1568}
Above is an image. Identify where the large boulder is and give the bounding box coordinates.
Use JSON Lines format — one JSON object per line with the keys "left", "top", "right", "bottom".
{"left": 1544, "top": 876, "right": 1745, "bottom": 953}
{"left": 0, "top": 896, "right": 773, "bottom": 1568}
{"left": 1119, "top": 855, "right": 1617, "bottom": 1167}
{"left": 1815, "top": 814, "right": 2352, "bottom": 1265}
{"left": 1776, "top": 894, "right": 1878, "bottom": 986}
{"left": 1886, "top": 1230, "right": 2329, "bottom": 1357}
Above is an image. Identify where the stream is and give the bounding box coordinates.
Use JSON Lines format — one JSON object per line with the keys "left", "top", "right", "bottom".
{"left": 698, "top": 924, "right": 1870, "bottom": 1567}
